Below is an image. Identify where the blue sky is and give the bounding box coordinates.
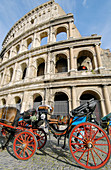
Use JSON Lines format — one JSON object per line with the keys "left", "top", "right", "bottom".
{"left": 0, "top": 0, "right": 111, "bottom": 51}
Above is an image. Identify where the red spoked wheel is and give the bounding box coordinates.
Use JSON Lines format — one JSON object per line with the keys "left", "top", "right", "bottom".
{"left": 13, "top": 131, "right": 37, "bottom": 160}
{"left": 69, "top": 122, "right": 111, "bottom": 169}
{"left": 33, "top": 128, "right": 47, "bottom": 150}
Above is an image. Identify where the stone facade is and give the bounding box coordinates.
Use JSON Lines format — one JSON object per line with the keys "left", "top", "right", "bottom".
{"left": 0, "top": 0, "right": 111, "bottom": 120}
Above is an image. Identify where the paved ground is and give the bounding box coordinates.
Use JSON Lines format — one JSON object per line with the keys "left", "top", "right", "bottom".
{"left": 0, "top": 134, "right": 111, "bottom": 170}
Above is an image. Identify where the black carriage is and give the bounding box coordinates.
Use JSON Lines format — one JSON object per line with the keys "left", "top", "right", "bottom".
{"left": 0, "top": 99, "right": 110, "bottom": 169}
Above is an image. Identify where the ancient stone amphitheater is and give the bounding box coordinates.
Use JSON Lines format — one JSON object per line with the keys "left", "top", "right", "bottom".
{"left": 0, "top": 0, "right": 111, "bottom": 120}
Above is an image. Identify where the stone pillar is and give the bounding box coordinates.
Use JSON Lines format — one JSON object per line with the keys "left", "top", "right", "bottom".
{"left": 71, "top": 86, "right": 77, "bottom": 109}
{"left": 69, "top": 47, "right": 74, "bottom": 71}
{"left": 69, "top": 21, "right": 73, "bottom": 37}
{"left": 67, "top": 56, "right": 70, "bottom": 72}
{"left": 20, "top": 39, "right": 27, "bottom": 53}
{"left": 52, "top": 30, "right": 56, "bottom": 43}
{"left": 26, "top": 57, "right": 33, "bottom": 80}
{"left": 103, "top": 85, "right": 111, "bottom": 114}
{"left": 46, "top": 52, "right": 50, "bottom": 78}
{"left": 10, "top": 46, "right": 16, "bottom": 58}
{"left": 44, "top": 88, "right": 49, "bottom": 105}
{"left": 93, "top": 55, "right": 98, "bottom": 70}
{"left": 1, "top": 68, "right": 7, "bottom": 86}
{"left": 11, "top": 62, "right": 18, "bottom": 83}
{"left": 32, "top": 32, "right": 40, "bottom": 48}
{"left": 21, "top": 91, "right": 29, "bottom": 112}
{"left": 49, "top": 26, "right": 53, "bottom": 43}
{"left": 7, "top": 94, "right": 13, "bottom": 106}
{"left": 95, "top": 44, "right": 102, "bottom": 69}
{"left": 100, "top": 99, "right": 106, "bottom": 117}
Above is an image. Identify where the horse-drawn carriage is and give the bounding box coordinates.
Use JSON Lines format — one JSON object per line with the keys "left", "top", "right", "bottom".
{"left": 0, "top": 99, "right": 110, "bottom": 170}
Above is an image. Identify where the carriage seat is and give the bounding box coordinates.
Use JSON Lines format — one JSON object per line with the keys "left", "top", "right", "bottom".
{"left": 70, "top": 99, "right": 96, "bottom": 117}
{"left": 49, "top": 115, "right": 69, "bottom": 125}
{"left": 0, "top": 106, "right": 19, "bottom": 125}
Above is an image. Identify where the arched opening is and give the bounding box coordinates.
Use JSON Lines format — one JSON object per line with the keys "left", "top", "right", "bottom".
{"left": 54, "top": 92, "right": 69, "bottom": 115}
{"left": 55, "top": 54, "right": 68, "bottom": 73}
{"left": 56, "top": 27, "right": 67, "bottom": 42}
{"left": 8, "top": 50, "right": 10, "bottom": 58}
{"left": 21, "top": 63, "right": 27, "bottom": 80}
{"left": 15, "top": 96, "right": 21, "bottom": 111}
{"left": 80, "top": 91, "right": 102, "bottom": 121}
{"left": 77, "top": 50, "right": 94, "bottom": 71}
{"left": 9, "top": 68, "right": 13, "bottom": 82}
{"left": 27, "top": 38, "right": 32, "bottom": 50}
{"left": 33, "top": 94, "right": 42, "bottom": 109}
{"left": 1, "top": 98, "right": 6, "bottom": 106}
{"left": 0, "top": 72, "right": 3, "bottom": 83}
{"left": 16, "top": 44, "right": 20, "bottom": 54}
{"left": 40, "top": 32, "right": 48, "bottom": 46}
{"left": 37, "top": 58, "right": 45, "bottom": 76}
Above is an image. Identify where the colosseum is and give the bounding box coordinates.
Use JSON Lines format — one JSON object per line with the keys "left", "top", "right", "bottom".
{"left": 0, "top": 0, "right": 111, "bottom": 121}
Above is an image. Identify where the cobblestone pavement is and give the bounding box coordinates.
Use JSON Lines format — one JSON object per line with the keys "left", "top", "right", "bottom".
{"left": 0, "top": 135, "right": 111, "bottom": 170}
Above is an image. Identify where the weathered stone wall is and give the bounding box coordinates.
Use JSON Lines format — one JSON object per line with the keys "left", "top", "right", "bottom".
{"left": 0, "top": 0, "right": 111, "bottom": 117}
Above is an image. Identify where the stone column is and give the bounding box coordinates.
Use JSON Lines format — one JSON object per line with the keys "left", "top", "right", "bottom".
{"left": 20, "top": 39, "right": 27, "bottom": 53}
{"left": 11, "top": 62, "right": 18, "bottom": 83}
{"left": 69, "top": 47, "right": 74, "bottom": 71}
{"left": 46, "top": 52, "right": 50, "bottom": 76}
{"left": 93, "top": 55, "right": 98, "bottom": 70}
{"left": 49, "top": 26, "right": 53, "bottom": 43}
{"left": 10, "top": 46, "right": 16, "bottom": 58}
{"left": 71, "top": 86, "right": 77, "bottom": 109}
{"left": 21, "top": 91, "right": 29, "bottom": 112}
{"left": 69, "top": 21, "right": 73, "bottom": 38}
{"left": 103, "top": 85, "right": 111, "bottom": 114}
{"left": 26, "top": 57, "right": 33, "bottom": 80}
{"left": 7, "top": 94, "right": 13, "bottom": 106}
{"left": 32, "top": 32, "right": 40, "bottom": 48}
{"left": 100, "top": 99, "right": 106, "bottom": 117}
{"left": 1, "top": 68, "right": 7, "bottom": 86}
{"left": 67, "top": 56, "right": 70, "bottom": 72}
{"left": 95, "top": 44, "right": 102, "bottom": 68}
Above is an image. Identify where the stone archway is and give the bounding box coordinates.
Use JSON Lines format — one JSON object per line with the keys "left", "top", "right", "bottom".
{"left": 80, "top": 92, "right": 102, "bottom": 122}
{"left": 54, "top": 92, "right": 69, "bottom": 115}
{"left": 15, "top": 96, "right": 21, "bottom": 111}
{"left": 33, "top": 94, "right": 42, "bottom": 109}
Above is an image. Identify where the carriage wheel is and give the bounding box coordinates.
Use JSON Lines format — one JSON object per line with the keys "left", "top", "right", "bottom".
{"left": 13, "top": 131, "right": 37, "bottom": 160}
{"left": 69, "top": 122, "right": 111, "bottom": 170}
{"left": 33, "top": 128, "right": 47, "bottom": 149}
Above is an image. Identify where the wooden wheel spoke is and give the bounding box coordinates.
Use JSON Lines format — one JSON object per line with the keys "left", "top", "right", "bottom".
{"left": 91, "top": 150, "right": 96, "bottom": 166}
{"left": 23, "top": 149, "right": 26, "bottom": 158}
{"left": 94, "top": 146, "right": 108, "bottom": 155}
{"left": 28, "top": 139, "right": 34, "bottom": 144}
{"left": 79, "top": 149, "right": 87, "bottom": 161}
{"left": 94, "top": 143, "right": 108, "bottom": 146}
{"left": 83, "top": 125, "right": 88, "bottom": 140}
{"left": 16, "top": 138, "right": 23, "bottom": 144}
{"left": 73, "top": 146, "right": 85, "bottom": 153}
{"left": 86, "top": 150, "right": 89, "bottom": 166}
{"left": 72, "top": 134, "right": 84, "bottom": 143}
{"left": 78, "top": 131, "right": 85, "bottom": 139}
{"left": 16, "top": 147, "right": 22, "bottom": 152}
{"left": 92, "top": 129, "right": 99, "bottom": 141}
{"left": 25, "top": 149, "right": 30, "bottom": 157}
{"left": 71, "top": 143, "right": 85, "bottom": 146}
{"left": 18, "top": 149, "right": 23, "bottom": 156}
{"left": 27, "top": 146, "right": 34, "bottom": 152}
{"left": 93, "top": 148, "right": 103, "bottom": 161}
{"left": 94, "top": 135, "right": 106, "bottom": 142}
